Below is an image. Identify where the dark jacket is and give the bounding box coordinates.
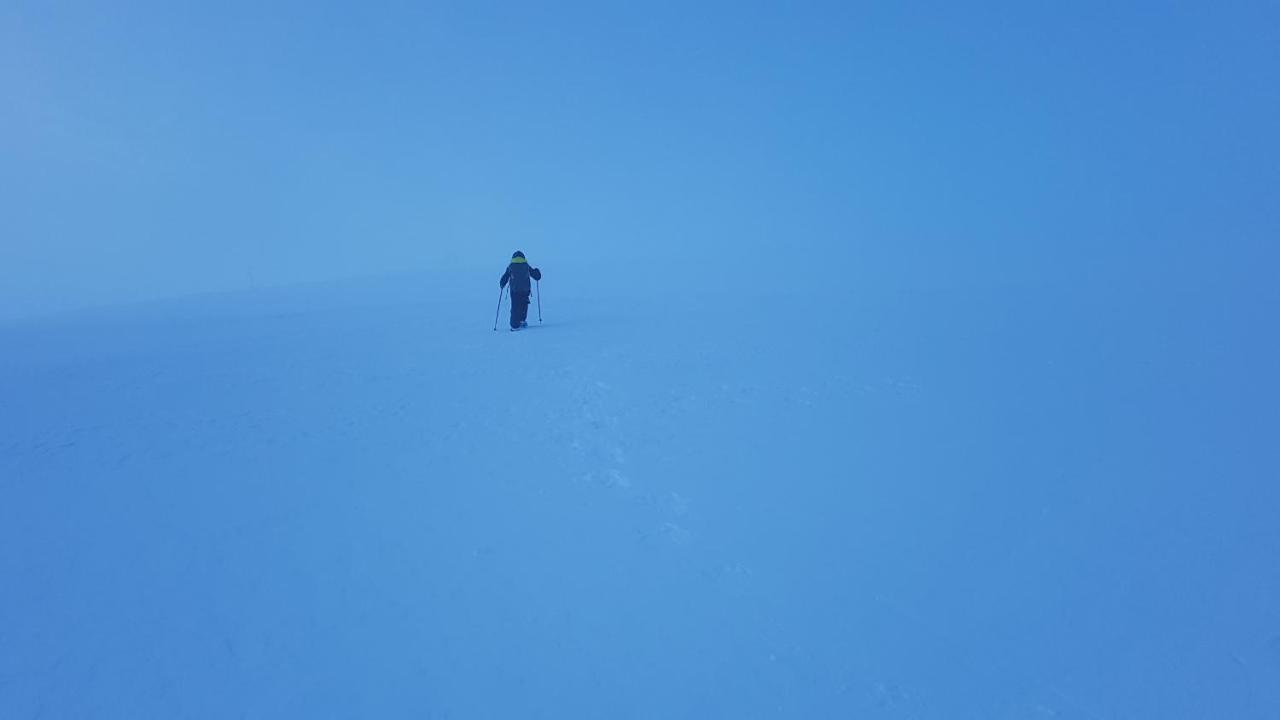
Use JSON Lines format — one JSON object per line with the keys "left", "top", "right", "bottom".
{"left": 499, "top": 253, "right": 541, "bottom": 296}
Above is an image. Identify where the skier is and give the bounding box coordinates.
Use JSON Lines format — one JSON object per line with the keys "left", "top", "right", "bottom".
{"left": 499, "top": 251, "right": 542, "bottom": 330}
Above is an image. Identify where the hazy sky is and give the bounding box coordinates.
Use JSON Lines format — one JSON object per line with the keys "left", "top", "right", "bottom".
{"left": 2, "top": 1, "right": 1277, "bottom": 319}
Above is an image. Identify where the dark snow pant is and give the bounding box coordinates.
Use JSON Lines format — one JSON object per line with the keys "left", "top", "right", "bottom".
{"left": 510, "top": 290, "right": 531, "bottom": 328}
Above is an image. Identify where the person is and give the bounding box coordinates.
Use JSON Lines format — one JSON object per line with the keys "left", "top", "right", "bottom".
{"left": 499, "top": 251, "right": 542, "bottom": 330}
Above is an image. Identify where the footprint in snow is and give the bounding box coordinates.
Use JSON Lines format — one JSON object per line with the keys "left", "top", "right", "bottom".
{"left": 608, "top": 445, "right": 626, "bottom": 465}
{"left": 580, "top": 469, "right": 631, "bottom": 491}
{"left": 873, "top": 681, "right": 911, "bottom": 709}
{"left": 638, "top": 522, "right": 691, "bottom": 547}
{"left": 602, "top": 469, "right": 631, "bottom": 490}
{"left": 659, "top": 491, "right": 689, "bottom": 517}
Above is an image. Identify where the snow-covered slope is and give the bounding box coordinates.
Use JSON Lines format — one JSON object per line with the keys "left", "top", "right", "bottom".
{"left": 2, "top": 276, "right": 1277, "bottom": 718}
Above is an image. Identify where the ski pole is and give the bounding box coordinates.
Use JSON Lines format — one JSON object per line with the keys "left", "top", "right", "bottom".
{"left": 536, "top": 279, "right": 542, "bottom": 324}
{"left": 492, "top": 286, "right": 505, "bottom": 331}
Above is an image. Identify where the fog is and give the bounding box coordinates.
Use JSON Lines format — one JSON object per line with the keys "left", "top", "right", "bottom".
{"left": 5, "top": 3, "right": 1275, "bottom": 320}
{"left": 3, "top": 3, "right": 1280, "bottom": 718}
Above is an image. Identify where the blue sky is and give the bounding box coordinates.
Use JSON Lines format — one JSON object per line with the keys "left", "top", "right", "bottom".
{"left": 2, "top": 1, "right": 1277, "bottom": 319}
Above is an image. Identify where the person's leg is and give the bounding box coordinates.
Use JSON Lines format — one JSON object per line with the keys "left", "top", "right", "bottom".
{"left": 510, "top": 292, "right": 530, "bottom": 328}
{"left": 516, "top": 297, "right": 529, "bottom": 326}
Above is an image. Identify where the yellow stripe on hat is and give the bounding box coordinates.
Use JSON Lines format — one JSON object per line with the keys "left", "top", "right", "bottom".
{"left": 511, "top": 256, "right": 527, "bottom": 263}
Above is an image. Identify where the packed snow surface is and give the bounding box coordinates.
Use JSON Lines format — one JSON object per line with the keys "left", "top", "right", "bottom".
{"left": 2, "top": 274, "right": 1277, "bottom": 718}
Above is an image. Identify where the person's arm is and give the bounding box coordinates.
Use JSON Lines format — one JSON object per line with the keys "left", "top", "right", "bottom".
{"left": 530, "top": 267, "right": 542, "bottom": 281}
{"left": 499, "top": 267, "right": 511, "bottom": 288}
